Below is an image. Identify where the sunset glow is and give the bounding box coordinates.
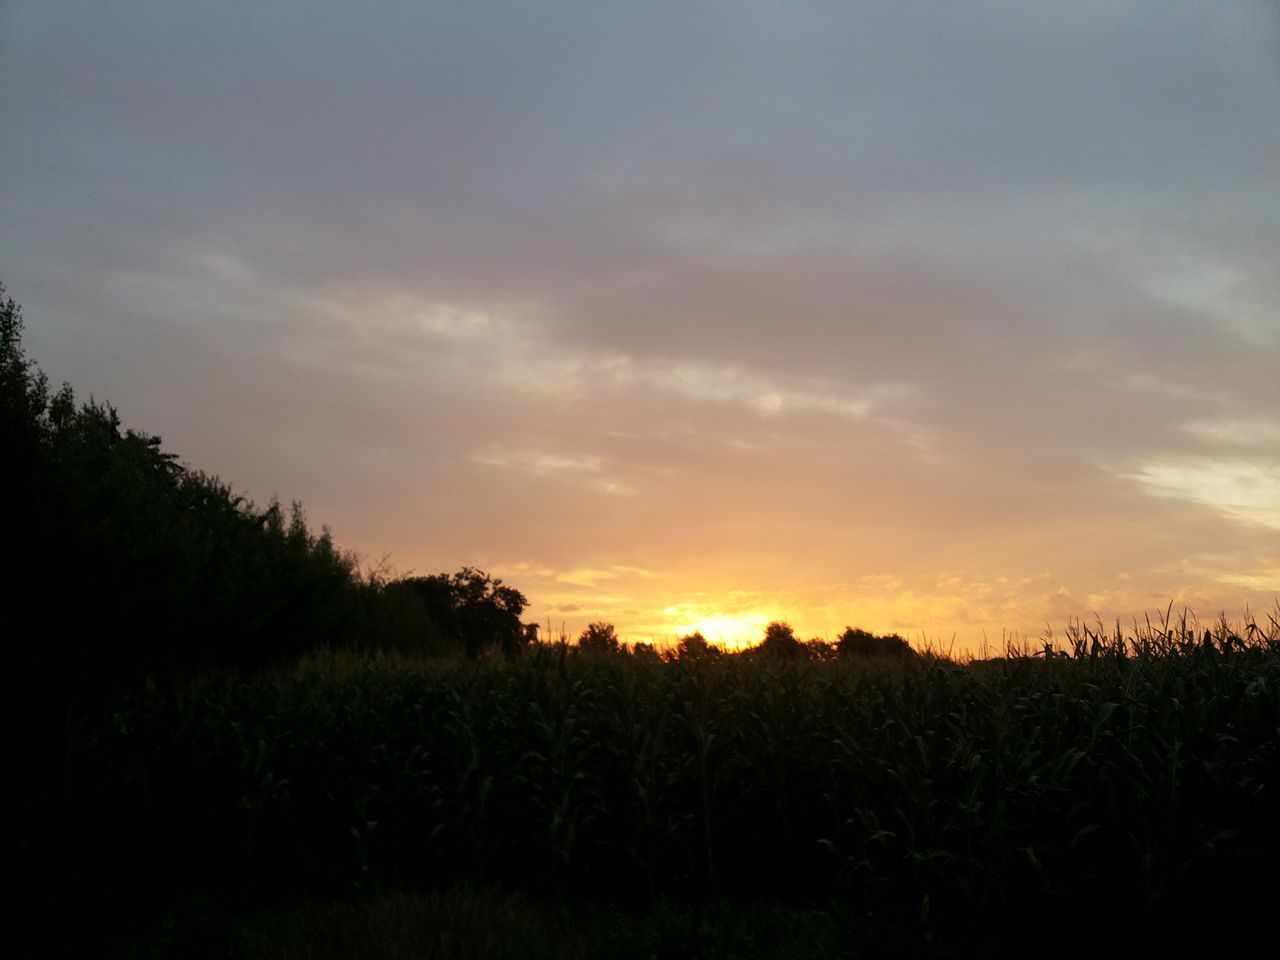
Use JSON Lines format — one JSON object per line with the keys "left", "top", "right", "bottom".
{"left": 657, "top": 607, "right": 776, "bottom": 652}
{"left": 2, "top": 3, "right": 1277, "bottom": 655}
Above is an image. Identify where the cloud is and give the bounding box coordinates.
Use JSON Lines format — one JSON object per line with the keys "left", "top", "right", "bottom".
{"left": 643, "top": 361, "right": 914, "bottom": 421}
{"left": 1118, "top": 241, "right": 1280, "bottom": 349}
{"left": 474, "top": 447, "right": 635, "bottom": 496}
{"left": 556, "top": 566, "right": 660, "bottom": 588}
{"left": 1184, "top": 420, "right": 1280, "bottom": 448}
{"left": 1123, "top": 458, "right": 1280, "bottom": 530}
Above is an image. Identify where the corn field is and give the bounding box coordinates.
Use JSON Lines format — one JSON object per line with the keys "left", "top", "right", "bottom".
{"left": 30, "top": 607, "right": 1280, "bottom": 957}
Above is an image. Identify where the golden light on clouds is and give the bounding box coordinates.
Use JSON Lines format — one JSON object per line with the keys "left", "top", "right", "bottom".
{"left": 1125, "top": 458, "right": 1280, "bottom": 531}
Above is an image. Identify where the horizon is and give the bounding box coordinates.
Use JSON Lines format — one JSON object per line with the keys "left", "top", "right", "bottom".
{"left": 2, "top": 2, "right": 1277, "bottom": 655}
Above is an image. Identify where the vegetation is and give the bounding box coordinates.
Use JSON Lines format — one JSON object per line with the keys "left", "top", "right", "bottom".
{"left": 6, "top": 286, "right": 1280, "bottom": 957}
{"left": 759, "top": 619, "right": 805, "bottom": 658}
{"left": 837, "top": 626, "right": 913, "bottom": 659}
{"left": 577, "top": 620, "right": 621, "bottom": 654}
{"left": 25, "top": 610, "right": 1280, "bottom": 958}
{"left": 389, "top": 569, "right": 534, "bottom": 659}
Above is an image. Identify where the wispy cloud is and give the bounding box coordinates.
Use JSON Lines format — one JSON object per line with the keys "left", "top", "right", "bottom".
{"left": 1184, "top": 419, "right": 1280, "bottom": 448}
{"left": 642, "top": 361, "right": 914, "bottom": 421}
{"left": 474, "top": 447, "right": 635, "bottom": 496}
{"left": 556, "top": 566, "right": 660, "bottom": 588}
{"left": 1123, "top": 458, "right": 1280, "bottom": 530}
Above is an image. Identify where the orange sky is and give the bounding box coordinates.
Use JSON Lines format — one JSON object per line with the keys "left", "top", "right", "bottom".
{"left": 2, "top": 3, "right": 1277, "bottom": 655}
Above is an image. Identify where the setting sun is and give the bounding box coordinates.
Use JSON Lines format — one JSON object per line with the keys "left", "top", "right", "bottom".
{"left": 658, "top": 606, "right": 776, "bottom": 651}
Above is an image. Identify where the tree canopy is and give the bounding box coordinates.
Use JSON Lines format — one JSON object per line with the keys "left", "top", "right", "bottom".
{"left": 577, "top": 621, "right": 620, "bottom": 654}
{"left": 837, "top": 627, "right": 914, "bottom": 659}
{"left": 758, "top": 620, "right": 805, "bottom": 659}
{"left": 392, "top": 568, "right": 532, "bottom": 658}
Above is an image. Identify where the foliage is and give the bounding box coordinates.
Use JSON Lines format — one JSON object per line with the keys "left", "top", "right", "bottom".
{"left": 803, "top": 637, "right": 837, "bottom": 661}
{"left": 836, "top": 626, "right": 914, "bottom": 659}
{"left": 34, "top": 608, "right": 1280, "bottom": 957}
{"left": 577, "top": 621, "right": 620, "bottom": 654}
{"left": 0, "top": 285, "right": 48, "bottom": 464}
{"left": 392, "top": 568, "right": 532, "bottom": 659}
{"left": 671, "top": 631, "right": 720, "bottom": 662}
{"left": 757, "top": 620, "right": 805, "bottom": 659}
{"left": 631, "top": 641, "right": 662, "bottom": 661}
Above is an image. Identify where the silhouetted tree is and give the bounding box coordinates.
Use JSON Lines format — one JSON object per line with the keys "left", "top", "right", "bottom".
{"left": 837, "top": 626, "right": 913, "bottom": 659}
{"left": 0, "top": 284, "right": 47, "bottom": 471}
{"left": 672, "top": 630, "right": 719, "bottom": 662}
{"left": 759, "top": 620, "right": 805, "bottom": 659}
{"left": 578, "top": 621, "right": 620, "bottom": 654}
{"left": 805, "top": 637, "right": 836, "bottom": 661}
{"left": 396, "top": 567, "right": 530, "bottom": 658}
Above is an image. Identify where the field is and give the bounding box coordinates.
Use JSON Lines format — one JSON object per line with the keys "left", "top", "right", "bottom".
{"left": 19, "top": 607, "right": 1280, "bottom": 958}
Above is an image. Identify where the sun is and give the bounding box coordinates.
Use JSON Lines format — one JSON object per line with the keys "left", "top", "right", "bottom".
{"left": 661, "top": 608, "right": 774, "bottom": 650}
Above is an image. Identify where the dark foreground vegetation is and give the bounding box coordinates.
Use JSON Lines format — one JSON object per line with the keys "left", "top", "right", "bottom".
{"left": 26, "top": 621, "right": 1280, "bottom": 959}
{"left": 5, "top": 285, "right": 1280, "bottom": 957}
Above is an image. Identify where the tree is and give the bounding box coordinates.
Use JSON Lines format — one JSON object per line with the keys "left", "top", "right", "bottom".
{"left": 837, "top": 627, "right": 913, "bottom": 659}
{"left": 395, "top": 567, "right": 530, "bottom": 658}
{"left": 672, "top": 631, "right": 719, "bottom": 662}
{"left": 631, "top": 641, "right": 661, "bottom": 661}
{"left": 577, "top": 621, "right": 620, "bottom": 654}
{"left": 805, "top": 637, "right": 836, "bottom": 661}
{"left": 759, "top": 620, "right": 805, "bottom": 659}
{"left": 0, "top": 283, "right": 48, "bottom": 461}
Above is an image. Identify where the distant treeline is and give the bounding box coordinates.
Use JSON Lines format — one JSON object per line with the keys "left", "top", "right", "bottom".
{"left": 579, "top": 618, "right": 914, "bottom": 661}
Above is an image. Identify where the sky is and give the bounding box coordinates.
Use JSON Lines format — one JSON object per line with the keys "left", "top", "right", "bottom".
{"left": 2, "top": 1, "right": 1277, "bottom": 653}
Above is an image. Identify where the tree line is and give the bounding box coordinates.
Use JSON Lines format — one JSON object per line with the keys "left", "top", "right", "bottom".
{"left": 576, "top": 619, "right": 913, "bottom": 660}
